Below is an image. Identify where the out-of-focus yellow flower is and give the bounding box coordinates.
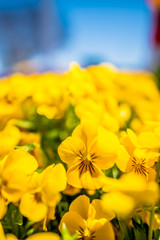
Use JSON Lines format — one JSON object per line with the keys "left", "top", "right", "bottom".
{"left": 33, "top": 73, "right": 69, "bottom": 119}
{"left": 101, "top": 173, "right": 159, "bottom": 218}
{"left": 113, "top": 71, "right": 160, "bottom": 126}
{"left": 0, "top": 149, "right": 38, "bottom": 219}
{"left": 87, "top": 63, "right": 117, "bottom": 95}
{"left": 116, "top": 129, "right": 158, "bottom": 181}
{"left": 136, "top": 121, "right": 160, "bottom": 150}
{"left": 65, "top": 63, "right": 97, "bottom": 105}
{"left": 59, "top": 195, "right": 115, "bottom": 240}
{"left": 0, "top": 149, "right": 38, "bottom": 203}
{"left": 19, "top": 163, "right": 67, "bottom": 222}
{"left": 117, "top": 103, "right": 132, "bottom": 127}
{"left": 58, "top": 123, "right": 120, "bottom": 189}
{"left": 75, "top": 99, "right": 119, "bottom": 133}
{"left": 0, "top": 124, "right": 21, "bottom": 159}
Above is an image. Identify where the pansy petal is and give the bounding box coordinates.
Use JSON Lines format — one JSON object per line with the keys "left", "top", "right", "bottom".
{"left": 147, "top": 168, "right": 157, "bottom": 182}
{"left": 79, "top": 164, "right": 104, "bottom": 189}
{"left": 72, "top": 123, "right": 97, "bottom": 149}
{"left": 138, "top": 132, "right": 160, "bottom": 149}
{"left": 26, "top": 232, "right": 60, "bottom": 240}
{"left": 59, "top": 211, "right": 86, "bottom": 235}
{"left": 93, "top": 222, "right": 115, "bottom": 240}
{"left": 42, "top": 163, "right": 67, "bottom": 196}
{"left": 69, "top": 195, "right": 90, "bottom": 220}
{"left": 58, "top": 136, "right": 86, "bottom": 164}
{"left": 91, "top": 199, "right": 115, "bottom": 221}
{"left": 96, "top": 127, "right": 119, "bottom": 155}
{"left": 127, "top": 129, "right": 138, "bottom": 147}
{"left": 67, "top": 163, "right": 83, "bottom": 188}
{"left": 19, "top": 193, "right": 48, "bottom": 222}
{"left": 3, "top": 149, "right": 38, "bottom": 175}
{"left": 6, "top": 234, "right": 18, "bottom": 240}
{"left": 116, "top": 145, "right": 130, "bottom": 172}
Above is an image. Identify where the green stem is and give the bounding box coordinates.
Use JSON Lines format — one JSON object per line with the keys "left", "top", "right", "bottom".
{"left": 148, "top": 207, "right": 155, "bottom": 240}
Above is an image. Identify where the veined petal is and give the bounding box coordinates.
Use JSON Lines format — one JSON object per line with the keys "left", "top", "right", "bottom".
{"left": 66, "top": 162, "right": 84, "bottom": 188}
{"left": 58, "top": 136, "right": 86, "bottom": 164}
{"left": 79, "top": 164, "right": 104, "bottom": 190}
{"left": 59, "top": 211, "right": 86, "bottom": 235}
{"left": 67, "top": 162, "right": 104, "bottom": 189}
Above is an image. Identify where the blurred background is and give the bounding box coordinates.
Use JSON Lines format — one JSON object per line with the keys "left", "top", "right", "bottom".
{"left": 0, "top": 0, "right": 159, "bottom": 74}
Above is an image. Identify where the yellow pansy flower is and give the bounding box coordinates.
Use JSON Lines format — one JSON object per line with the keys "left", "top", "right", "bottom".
{"left": 0, "top": 149, "right": 38, "bottom": 204}
{"left": 116, "top": 129, "right": 158, "bottom": 181}
{"left": 19, "top": 163, "right": 67, "bottom": 222}
{"left": 0, "top": 124, "right": 21, "bottom": 159}
{"left": 58, "top": 123, "right": 120, "bottom": 189}
{"left": 101, "top": 173, "right": 159, "bottom": 218}
{"left": 59, "top": 195, "right": 115, "bottom": 240}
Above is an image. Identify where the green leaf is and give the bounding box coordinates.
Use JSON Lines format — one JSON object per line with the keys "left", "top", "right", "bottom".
{"left": 118, "top": 219, "right": 133, "bottom": 240}
{"left": 15, "top": 120, "right": 35, "bottom": 130}
{"left": 133, "top": 227, "right": 147, "bottom": 240}
{"left": 154, "top": 229, "right": 160, "bottom": 240}
{"left": 15, "top": 142, "right": 37, "bottom": 153}
{"left": 2, "top": 203, "right": 23, "bottom": 237}
{"left": 132, "top": 214, "right": 147, "bottom": 240}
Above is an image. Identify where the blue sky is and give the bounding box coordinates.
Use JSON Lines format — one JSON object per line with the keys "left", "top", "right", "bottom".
{"left": 0, "top": 0, "right": 153, "bottom": 71}
{"left": 52, "top": 0, "right": 152, "bottom": 70}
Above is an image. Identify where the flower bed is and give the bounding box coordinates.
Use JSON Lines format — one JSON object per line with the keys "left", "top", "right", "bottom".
{"left": 0, "top": 63, "right": 159, "bottom": 240}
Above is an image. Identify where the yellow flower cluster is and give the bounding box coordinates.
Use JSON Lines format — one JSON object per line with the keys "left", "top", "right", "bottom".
{"left": 0, "top": 63, "right": 160, "bottom": 240}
